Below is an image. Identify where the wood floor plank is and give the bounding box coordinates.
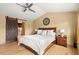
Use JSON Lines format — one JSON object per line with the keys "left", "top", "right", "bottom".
{"left": 0, "top": 42, "right": 77, "bottom": 55}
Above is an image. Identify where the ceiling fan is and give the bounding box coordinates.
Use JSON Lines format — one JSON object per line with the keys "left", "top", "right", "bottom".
{"left": 16, "top": 3, "right": 35, "bottom": 13}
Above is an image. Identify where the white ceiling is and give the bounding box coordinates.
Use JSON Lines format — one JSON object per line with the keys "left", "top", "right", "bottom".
{"left": 0, "top": 3, "right": 79, "bottom": 21}
{"left": 36, "top": 3, "right": 79, "bottom": 12}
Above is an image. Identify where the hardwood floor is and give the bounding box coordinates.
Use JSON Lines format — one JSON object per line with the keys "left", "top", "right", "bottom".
{"left": 0, "top": 42, "right": 78, "bottom": 55}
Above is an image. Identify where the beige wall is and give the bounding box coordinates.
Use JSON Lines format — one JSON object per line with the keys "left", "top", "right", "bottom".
{"left": 18, "top": 20, "right": 33, "bottom": 35}
{"left": 77, "top": 13, "right": 79, "bottom": 54}
{"left": 24, "top": 21, "right": 33, "bottom": 35}
{"left": 33, "top": 12, "right": 77, "bottom": 46}
{"left": 77, "top": 13, "right": 79, "bottom": 43}
{"left": 0, "top": 15, "right": 6, "bottom": 44}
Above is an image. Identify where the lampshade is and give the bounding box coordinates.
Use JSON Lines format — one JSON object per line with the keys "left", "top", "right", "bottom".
{"left": 60, "top": 29, "right": 65, "bottom": 33}
{"left": 35, "top": 29, "right": 37, "bottom": 31}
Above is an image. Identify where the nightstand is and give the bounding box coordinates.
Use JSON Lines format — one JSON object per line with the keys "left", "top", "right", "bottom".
{"left": 56, "top": 35, "right": 67, "bottom": 47}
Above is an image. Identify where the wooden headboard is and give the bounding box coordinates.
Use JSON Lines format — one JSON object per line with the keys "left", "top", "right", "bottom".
{"left": 38, "top": 27, "right": 56, "bottom": 32}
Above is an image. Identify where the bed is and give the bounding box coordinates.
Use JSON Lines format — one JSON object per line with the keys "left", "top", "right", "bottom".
{"left": 18, "top": 28, "right": 56, "bottom": 55}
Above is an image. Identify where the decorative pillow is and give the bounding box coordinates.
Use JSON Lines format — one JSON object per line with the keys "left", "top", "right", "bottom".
{"left": 42, "top": 30, "right": 47, "bottom": 36}
{"left": 47, "top": 30, "right": 55, "bottom": 36}
{"left": 37, "top": 30, "right": 42, "bottom": 35}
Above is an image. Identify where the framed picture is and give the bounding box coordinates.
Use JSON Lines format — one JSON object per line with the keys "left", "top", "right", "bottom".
{"left": 43, "top": 17, "right": 50, "bottom": 25}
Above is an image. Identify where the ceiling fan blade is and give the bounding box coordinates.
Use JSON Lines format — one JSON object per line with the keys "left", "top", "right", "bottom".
{"left": 24, "top": 3, "right": 29, "bottom": 8}
{"left": 23, "top": 8, "right": 27, "bottom": 12}
{"left": 28, "top": 3, "right": 33, "bottom": 7}
{"left": 26, "top": 3, "right": 29, "bottom": 6}
{"left": 16, "top": 3, "right": 25, "bottom": 8}
{"left": 29, "top": 8, "right": 35, "bottom": 13}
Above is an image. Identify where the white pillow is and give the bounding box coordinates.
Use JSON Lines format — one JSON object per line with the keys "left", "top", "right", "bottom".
{"left": 42, "top": 30, "right": 47, "bottom": 36}
{"left": 47, "top": 30, "right": 55, "bottom": 36}
{"left": 37, "top": 30, "right": 42, "bottom": 35}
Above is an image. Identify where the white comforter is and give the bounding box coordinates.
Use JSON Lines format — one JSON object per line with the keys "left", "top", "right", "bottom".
{"left": 18, "top": 34, "right": 55, "bottom": 55}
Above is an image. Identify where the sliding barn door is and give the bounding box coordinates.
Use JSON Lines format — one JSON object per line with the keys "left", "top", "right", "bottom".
{"left": 6, "top": 16, "right": 18, "bottom": 43}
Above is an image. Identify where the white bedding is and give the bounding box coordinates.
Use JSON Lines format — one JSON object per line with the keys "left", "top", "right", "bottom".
{"left": 18, "top": 34, "right": 55, "bottom": 55}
